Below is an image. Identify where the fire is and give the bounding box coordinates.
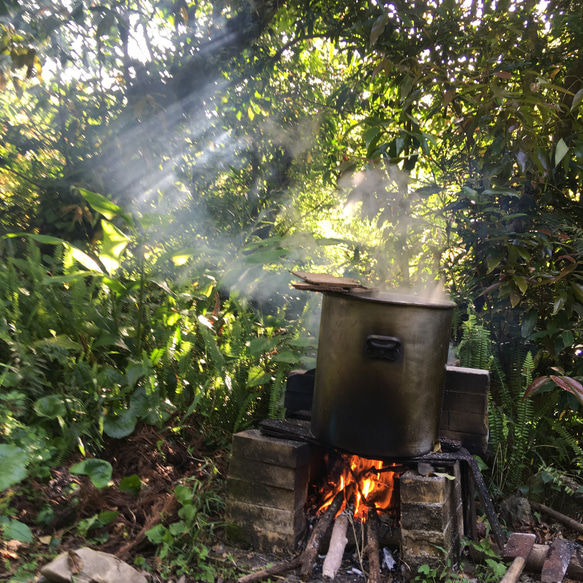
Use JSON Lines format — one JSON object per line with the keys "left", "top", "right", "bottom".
{"left": 318, "top": 453, "right": 399, "bottom": 520}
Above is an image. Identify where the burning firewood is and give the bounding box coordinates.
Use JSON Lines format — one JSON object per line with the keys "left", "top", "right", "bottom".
{"left": 365, "top": 509, "right": 381, "bottom": 583}
{"left": 300, "top": 489, "right": 346, "bottom": 578}
{"left": 322, "top": 508, "right": 352, "bottom": 579}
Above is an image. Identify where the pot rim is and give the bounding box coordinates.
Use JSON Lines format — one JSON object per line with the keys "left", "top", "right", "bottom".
{"left": 326, "top": 289, "right": 456, "bottom": 309}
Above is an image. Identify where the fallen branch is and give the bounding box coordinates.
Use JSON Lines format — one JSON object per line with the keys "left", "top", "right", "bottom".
{"left": 322, "top": 509, "right": 351, "bottom": 579}
{"left": 237, "top": 556, "right": 302, "bottom": 583}
{"left": 530, "top": 500, "right": 583, "bottom": 535}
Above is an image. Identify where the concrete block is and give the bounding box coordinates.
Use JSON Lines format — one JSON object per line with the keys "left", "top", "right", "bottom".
{"left": 400, "top": 471, "right": 448, "bottom": 505}
{"left": 400, "top": 501, "right": 453, "bottom": 532}
{"left": 225, "top": 499, "right": 306, "bottom": 537}
{"left": 445, "top": 411, "right": 488, "bottom": 434}
{"left": 444, "top": 366, "right": 490, "bottom": 394}
{"left": 228, "top": 456, "right": 310, "bottom": 490}
{"left": 441, "top": 391, "right": 487, "bottom": 413}
{"left": 401, "top": 522, "right": 455, "bottom": 556}
{"left": 226, "top": 477, "right": 307, "bottom": 512}
{"left": 232, "top": 429, "right": 312, "bottom": 468}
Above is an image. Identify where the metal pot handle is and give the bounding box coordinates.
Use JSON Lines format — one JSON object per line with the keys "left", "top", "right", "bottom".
{"left": 365, "top": 335, "right": 402, "bottom": 362}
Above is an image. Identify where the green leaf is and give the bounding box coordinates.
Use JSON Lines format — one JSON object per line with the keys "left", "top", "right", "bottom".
{"left": 102, "top": 277, "right": 129, "bottom": 295}
{"left": 34, "top": 395, "right": 67, "bottom": 419}
{"left": 100, "top": 220, "right": 130, "bottom": 274}
{"left": 0, "top": 445, "right": 28, "bottom": 491}
{"left": 34, "top": 335, "right": 83, "bottom": 351}
{"left": 103, "top": 409, "right": 137, "bottom": 439}
{"left": 571, "top": 88, "right": 583, "bottom": 111}
{"left": 169, "top": 521, "right": 188, "bottom": 536}
{"left": 486, "top": 252, "right": 503, "bottom": 274}
{"left": 178, "top": 503, "right": 197, "bottom": 522}
{"left": 174, "top": 484, "right": 193, "bottom": 505}
{"left": 69, "top": 458, "right": 112, "bottom": 489}
{"left": 98, "top": 510, "right": 118, "bottom": 525}
{"left": 400, "top": 76, "right": 413, "bottom": 101}
{"left": 571, "top": 282, "right": 583, "bottom": 304}
{"left": 370, "top": 13, "right": 388, "bottom": 46}
{"left": 126, "top": 362, "right": 146, "bottom": 389}
{"left": 3, "top": 519, "right": 33, "bottom": 543}
{"left": 247, "top": 370, "right": 272, "bottom": 388}
{"left": 44, "top": 271, "right": 103, "bottom": 284}
{"left": 67, "top": 245, "right": 104, "bottom": 273}
{"left": 119, "top": 474, "right": 142, "bottom": 496}
{"left": 561, "top": 329, "right": 575, "bottom": 349}
{"left": 555, "top": 138, "right": 569, "bottom": 167}
{"left": 521, "top": 311, "right": 538, "bottom": 338}
{"left": 513, "top": 275, "right": 528, "bottom": 294}
{"left": 5, "top": 232, "right": 63, "bottom": 245}
{"left": 247, "top": 337, "right": 279, "bottom": 356}
{"left": 77, "top": 188, "right": 124, "bottom": 221}
{"left": 272, "top": 351, "right": 300, "bottom": 364}
{"left": 119, "top": 474, "right": 142, "bottom": 495}
{"left": 145, "top": 524, "right": 168, "bottom": 544}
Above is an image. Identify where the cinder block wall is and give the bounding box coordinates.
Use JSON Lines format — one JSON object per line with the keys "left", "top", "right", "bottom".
{"left": 400, "top": 462, "right": 464, "bottom": 580}
{"left": 225, "top": 429, "right": 317, "bottom": 553}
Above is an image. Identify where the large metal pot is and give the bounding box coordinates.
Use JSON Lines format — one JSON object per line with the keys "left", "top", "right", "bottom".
{"left": 311, "top": 290, "right": 454, "bottom": 458}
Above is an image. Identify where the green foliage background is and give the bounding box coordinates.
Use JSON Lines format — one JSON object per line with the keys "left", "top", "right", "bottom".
{"left": 1, "top": 0, "right": 583, "bottom": 574}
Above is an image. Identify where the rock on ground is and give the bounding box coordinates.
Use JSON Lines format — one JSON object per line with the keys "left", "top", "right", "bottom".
{"left": 39, "top": 547, "right": 147, "bottom": 583}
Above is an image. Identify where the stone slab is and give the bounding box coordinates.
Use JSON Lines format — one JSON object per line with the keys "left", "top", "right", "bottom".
{"left": 444, "top": 410, "right": 488, "bottom": 434}
{"left": 441, "top": 391, "right": 487, "bottom": 413}
{"left": 226, "top": 476, "right": 307, "bottom": 512}
{"left": 400, "top": 471, "right": 448, "bottom": 505}
{"left": 401, "top": 500, "right": 454, "bottom": 532}
{"left": 225, "top": 499, "right": 306, "bottom": 537}
{"left": 232, "top": 429, "right": 312, "bottom": 468}
{"left": 228, "top": 456, "right": 310, "bottom": 490}
{"left": 235, "top": 525, "right": 305, "bottom": 554}
{"left": 401, "top": 522, "right": 455, "bottom": 556}
{"left": 444, "top": 366, "right": 490, "bottom": 394}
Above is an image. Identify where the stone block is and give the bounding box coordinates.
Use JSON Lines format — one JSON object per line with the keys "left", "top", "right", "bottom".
{"left": 225, "top": 499, "right": 306, "bottom": 553}
{"left": 444, "top": 411, "right": 488, "bottom": 434}
{"left": 232, "top": 429, "right": 312, "bottom": 468}
{"left": 400, "top": 500, "right": 453, "bottom": 532}
{"left": 237, "top": 525, "right": 305, "bottom": 554}
{"left": 439, "top": 367, "right": 490, "bottom": 456}
{"left": 441, "top": 391, "right": 487, "bottom": 413}
{"left": 400, "top": 463, "right": 464, "bottom": 583}
{"left": 400, "top": 471, "right": 448, "bottom": 505}
{"left": 444, "top": 366, "right": 490, "bottom": 394}
{"left": 401, "top": 522, "right": 455, "bottom": 557}
{"left": 226, "top": 477, "right": 307, "bottom": 512}
{"left": 228, "top": 456, "right": 310, "bottom": 490}
{"left": 225, "top": 499, "right": 306, "bottom": 536}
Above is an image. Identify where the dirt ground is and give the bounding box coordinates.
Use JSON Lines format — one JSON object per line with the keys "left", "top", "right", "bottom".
{"left": 2, "top": 421, "right": 582, "bottom": 583}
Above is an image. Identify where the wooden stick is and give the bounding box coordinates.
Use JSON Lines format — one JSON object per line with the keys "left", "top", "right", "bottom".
{"left": 471, "top": 542, "right": 583, "bottom": 581}
{"left": 322, "top": 510, "right": 351, "bottom": 579}
{"left": 237, "top": 556, "right": 302, "bottom": 583}
{"left": 301, "top": 489, "right": 346, "bottom": 579}
{"left": 365, "top": 510, "right": 381, "bottom": 583}
{"left": 530, "top": 500, "right": 583, "bottom": 534}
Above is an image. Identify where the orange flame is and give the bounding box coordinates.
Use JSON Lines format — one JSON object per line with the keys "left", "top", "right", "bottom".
{"left": 318, "top": 454, "right": 399, "bottom": 520}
